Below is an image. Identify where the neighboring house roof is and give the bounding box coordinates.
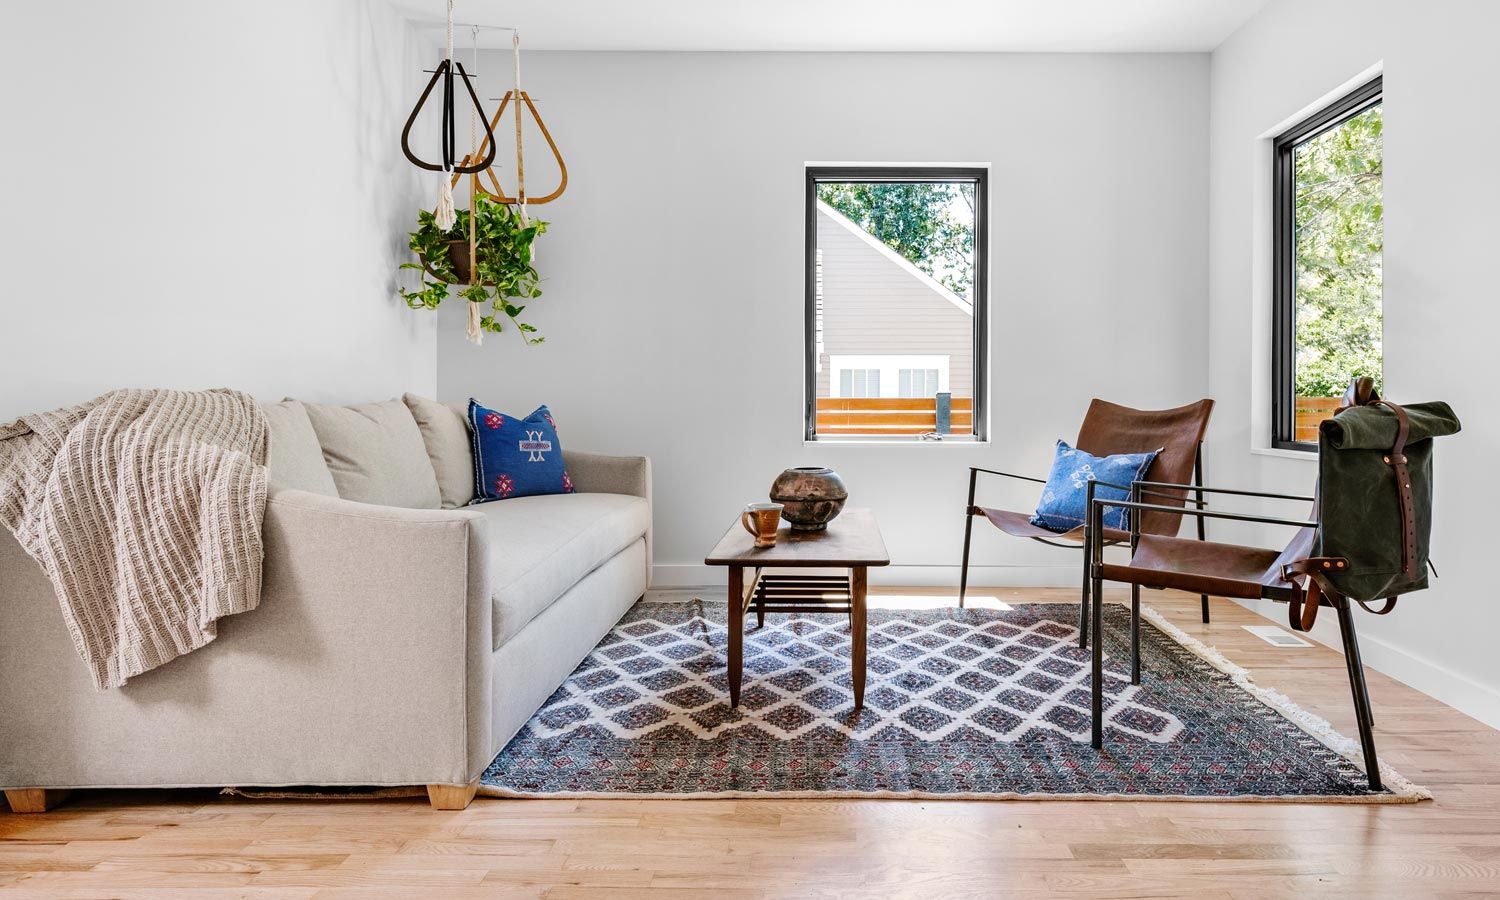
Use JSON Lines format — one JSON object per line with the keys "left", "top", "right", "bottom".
{"left": 815, "top": 200, "right": 973, "bottom": 317}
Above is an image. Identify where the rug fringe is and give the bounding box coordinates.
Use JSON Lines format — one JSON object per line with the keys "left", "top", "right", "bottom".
{"left": 478, "top": 786, "right": 1421, "bottom": 804}
{"left": 1135, "top": 604, "right": 1430, "bottom": 801}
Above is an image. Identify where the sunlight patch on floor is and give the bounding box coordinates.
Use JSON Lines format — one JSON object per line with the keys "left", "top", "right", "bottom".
{"left": 868, "top": 594, "right": 1011, "bottom": 611}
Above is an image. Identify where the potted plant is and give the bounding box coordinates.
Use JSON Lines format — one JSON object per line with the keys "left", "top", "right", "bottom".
{"left": 398, "top": 194, "right": 548, "bottom": 343}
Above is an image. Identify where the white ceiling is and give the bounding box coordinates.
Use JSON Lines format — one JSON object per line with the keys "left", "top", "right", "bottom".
{"left": 393, "top": 0, "right": 1272, "bottom": 53}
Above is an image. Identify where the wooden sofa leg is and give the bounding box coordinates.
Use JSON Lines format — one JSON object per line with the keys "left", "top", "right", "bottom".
{"left": 426, "top": 780, "right": 479, "bottom": 810}
{"left": 5, "top": 789, "right": 70, "bottom": 813}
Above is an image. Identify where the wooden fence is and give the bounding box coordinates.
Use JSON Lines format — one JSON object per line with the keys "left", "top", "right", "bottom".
{"left": 1294, "top": 396, "right": 1342, "bottom": 442}
{"left": 815, "top": 396, "right": 973, "bottom": 436}
{"left": 816, "top": 395, "right": 1337, "bottom": 440}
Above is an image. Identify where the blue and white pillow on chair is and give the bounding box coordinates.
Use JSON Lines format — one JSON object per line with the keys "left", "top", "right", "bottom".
{"left": 1029, "top": 440, "right": 1159, "bottom": 532}
{"left": 468, "top": 400, "right": 575, "bottom": 502}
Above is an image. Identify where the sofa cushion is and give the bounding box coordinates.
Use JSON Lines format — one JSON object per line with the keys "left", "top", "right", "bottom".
{"left": 478, "top": 492, "right": 651, "bottom": 649}
{"left": 261, "top": 400, "right": 338, "bottom": 496}
{"left": 469, "top": 401, "right": 574, "bottom": 501}
{"left": 402, "top": 393, "right": 475, "bottom": 509}
{"left": 301, "top": 399, "right": 441, "bottom": 509}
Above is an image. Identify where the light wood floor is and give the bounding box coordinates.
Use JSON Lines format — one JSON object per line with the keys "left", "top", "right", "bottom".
{"left": 4, "top": 588, "right": 1499, "bottom": 898}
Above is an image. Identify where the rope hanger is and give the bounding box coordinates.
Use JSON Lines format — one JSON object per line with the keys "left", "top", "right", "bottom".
{"left": 399, "top": 0, "right": 497, "bottom": 229}
{"left": 398, "top": 5, "right": 569, "bottom": 347}
{"left": 449, "top": 29, "right": 569, "bottom": 209}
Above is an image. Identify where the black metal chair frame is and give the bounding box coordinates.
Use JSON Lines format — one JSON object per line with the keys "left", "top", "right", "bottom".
{"left": 1083, "top": 478, "right": 1384, "bottom": 791}
{"left": 958, "top": 444, "right": 1211, "bottom": 649}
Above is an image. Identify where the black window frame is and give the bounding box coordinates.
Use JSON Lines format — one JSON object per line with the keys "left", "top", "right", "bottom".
{"left": 804, "top": 165, "right": 989, "bottom": 442}
{"left": 1271, "top": 76, "right": 1383, "bottom": 451}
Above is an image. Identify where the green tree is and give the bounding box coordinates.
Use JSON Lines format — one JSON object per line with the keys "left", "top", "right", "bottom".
{"left": 817, "top": 182, "right": 976, "bottom": 297}
{"left": 1294, "top": 105, "right": 1383, "bottom": 397}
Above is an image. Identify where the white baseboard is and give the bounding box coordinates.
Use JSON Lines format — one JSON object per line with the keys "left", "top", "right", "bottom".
{"left": 1232, "top": 597, "right": 1500, "bottom": 731}
{"left": 650, "top": 563, "right": 1500, "bottom": 730}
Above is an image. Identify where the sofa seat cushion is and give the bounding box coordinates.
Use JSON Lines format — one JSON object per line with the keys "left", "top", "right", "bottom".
{"left": 479, "top": 492, "right": 650, "bottom": 649}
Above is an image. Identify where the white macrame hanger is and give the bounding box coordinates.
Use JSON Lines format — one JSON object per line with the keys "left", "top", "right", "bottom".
{"left": 512, "top": 30, "right": 528, "bottom": 227}
{"left": 432, "top": 0, "right": 458, "bottom": 230}
{"left": 465, "top": 23, "right": 483, "bottom": 345}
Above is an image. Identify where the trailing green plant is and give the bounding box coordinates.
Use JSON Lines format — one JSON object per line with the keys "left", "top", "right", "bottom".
{"left": 398, "top": 194, "right": 548, "bottom": 343}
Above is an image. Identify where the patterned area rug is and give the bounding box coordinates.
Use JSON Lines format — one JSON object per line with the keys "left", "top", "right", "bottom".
{"left": 481, "top": 599, "right": 1427, "bottom": 802}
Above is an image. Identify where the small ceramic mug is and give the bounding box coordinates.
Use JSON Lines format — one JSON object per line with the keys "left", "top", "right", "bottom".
{"left": 741, "top": 502, "right": 784, "bottom": 548}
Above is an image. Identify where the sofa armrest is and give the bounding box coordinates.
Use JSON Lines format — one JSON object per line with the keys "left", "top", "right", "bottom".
{"left": 563, "top": 450, "right": 650, "bottom": 500}
{"left": 260, "top": 489, "right": 494, "bottom": 784}
{"left": 562, "top": 451, "right": 652, "bottom": 587}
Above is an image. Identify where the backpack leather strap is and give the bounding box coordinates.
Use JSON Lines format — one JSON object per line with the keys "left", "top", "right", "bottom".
{"left": 1336, "top": 378, "right": 1419, "bottom": 580}
{"left": 1356, "top": 597, "right": 1399, "bottom": 615}
{"left": 1282, "top": 558, "right": 1400, "bottom": 629}
{"left": 1281, "top": 557, "right": 1349, "bottom": 631}
{"left": 1369, "top": 398, "right": 1418, "bottom": 579}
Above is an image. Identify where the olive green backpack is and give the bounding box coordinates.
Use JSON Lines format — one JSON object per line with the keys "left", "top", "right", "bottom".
{"left": 1282, "top": 377, "right": 1461, "bottom": 630}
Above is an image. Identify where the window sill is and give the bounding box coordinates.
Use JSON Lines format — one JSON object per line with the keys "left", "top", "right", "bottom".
{"left": 1250, "top": 446, "right": 1317, "bottom": 462}
{"left": 805, "top": 439, "right": 992, "bottom": 447}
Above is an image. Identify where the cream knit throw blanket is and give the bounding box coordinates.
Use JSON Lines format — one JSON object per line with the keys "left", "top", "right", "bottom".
{"left": 0, "top": 389, "right": 269, "bottom": 690}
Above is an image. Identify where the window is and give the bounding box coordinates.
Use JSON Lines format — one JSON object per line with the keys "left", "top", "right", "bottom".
{"left": 806, "top": 167, "right": 987, "bottom": 440}
{"left": 899, "top": 369, "right": 940, "bottom": 398}
{"left": 830, "top": 355, "right": 948, "bottom": 399}
{"left": 1272, "top": 77, "right": 1383, "bottom": 450}
{"left": 839, "top": 368, "right": 881, "bottom": 398}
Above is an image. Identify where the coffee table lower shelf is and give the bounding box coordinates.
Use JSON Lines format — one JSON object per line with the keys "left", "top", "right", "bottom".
{"left": 728, "top": 567, "right": 869, "bottom": 710}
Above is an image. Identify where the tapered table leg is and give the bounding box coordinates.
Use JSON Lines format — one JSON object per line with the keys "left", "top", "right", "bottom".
{"left": 850, "top": 566, "right": 868, "bottom": 709}
{"left": 1130, "top": 584, "right": 1142, "bottom": 685}
{"left": 728, "top": 565, "right": 744, "bottom": 708}
{"left": 1091, "top": 563, "right": 1105, "bottom": 749}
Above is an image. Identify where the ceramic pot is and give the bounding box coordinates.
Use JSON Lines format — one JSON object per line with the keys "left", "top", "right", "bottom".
{"left": 419, "top": 240, "right": 485, "bottom": 285}
{"left": 769, "top": 466, "right": 848, "bottom": 531}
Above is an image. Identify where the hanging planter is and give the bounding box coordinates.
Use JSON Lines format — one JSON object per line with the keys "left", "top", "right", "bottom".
{"left": 398, "top": 194, "right": 548, "bottom": 344}
{"left": 397, "top": 4, "right": 565, "bottom": 346}
{"left": 430, "top": 240, "right": 478, "bottom": 285}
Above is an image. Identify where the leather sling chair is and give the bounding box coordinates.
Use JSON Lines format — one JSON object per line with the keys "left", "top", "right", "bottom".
{"left": 1079, "top": 478, "right": 1388, "bottom": 787}
{"left": 959, "top": 398, "right": 1214, "bottom": 647}
{"left": 1082, "top": 382, "right": 1459, "bottom": 793}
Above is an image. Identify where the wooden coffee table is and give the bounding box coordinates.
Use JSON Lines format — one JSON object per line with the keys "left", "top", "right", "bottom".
{"left": 704, "top": 507, "right": 890, "bottom": 709}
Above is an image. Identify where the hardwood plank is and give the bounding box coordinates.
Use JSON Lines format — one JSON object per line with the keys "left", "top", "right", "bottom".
{"left": 1, "top": 588, "right": 1497, "bottom": 897}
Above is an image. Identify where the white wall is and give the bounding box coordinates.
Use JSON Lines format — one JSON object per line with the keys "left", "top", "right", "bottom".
{"left": 0, "top": 0, "right": 433, "bottom": 418}
{"left": 436, "top": 51, "right": 1210, "bottom": 587}
{"left": 1209, "top": 0, "right": 1500, "bottom": 726}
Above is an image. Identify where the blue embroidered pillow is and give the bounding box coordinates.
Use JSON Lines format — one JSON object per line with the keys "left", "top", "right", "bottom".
{"left": 1029, "top": 440, "right": 1158, "bottom": 532}
{"left": 468, "top": 400, "right": 574, "bottom": 502}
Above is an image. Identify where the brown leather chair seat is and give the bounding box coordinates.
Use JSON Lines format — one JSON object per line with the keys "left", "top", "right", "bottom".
{"left": 1100, "top": 534, "right": 1286, "bottom": 600}
{"left": 978, "top": 507, "right": 1130, "bottom": 544}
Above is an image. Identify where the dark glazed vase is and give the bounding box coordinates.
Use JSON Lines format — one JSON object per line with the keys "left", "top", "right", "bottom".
{"left": 769, "top": 467, "right": 848, "bottom": 532}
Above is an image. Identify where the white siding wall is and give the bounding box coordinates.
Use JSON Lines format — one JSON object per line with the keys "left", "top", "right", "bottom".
{"left": 815, "top": 205, "right": 974, "bottom": 399}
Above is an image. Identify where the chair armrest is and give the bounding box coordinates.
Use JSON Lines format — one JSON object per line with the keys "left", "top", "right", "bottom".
{"left": 262, "top": 489, "right": 494, "bottom": 783}
{"left": 1133, "top": 480, "right": 1315, "bottom": 503}
{"left": 969, "top": 466, "right": 1047, "bottom": 485}
{"left": 1089, "top": 496, "right": 1314, "bottom": 529}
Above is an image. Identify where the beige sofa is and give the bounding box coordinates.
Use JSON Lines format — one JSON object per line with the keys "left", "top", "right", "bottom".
{"left": 0, "top": 394, "right": 650, "bottom": 811}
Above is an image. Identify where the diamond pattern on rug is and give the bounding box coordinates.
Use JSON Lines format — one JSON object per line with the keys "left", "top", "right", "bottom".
{"left": 519, "top": 608, "right": 1180, "bottom": 743}
{"left": 483, "top": 601, "right": 1391, "bottom": 799}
